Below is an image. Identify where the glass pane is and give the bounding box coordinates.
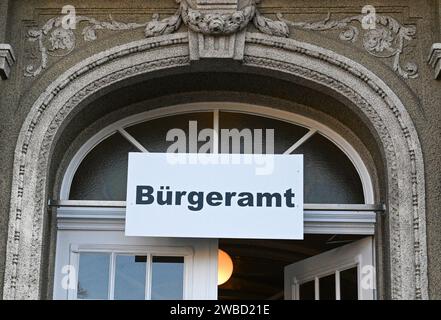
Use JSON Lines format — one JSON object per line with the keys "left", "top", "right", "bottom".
{"left": 319, "top": 273, "right": 336, "bottom": 300}
{"left": 299, "top": 280, "right": 315, "bottom": 300}
{"left": 294, "top": 134, "right": 364, "bottom": 204}
{"left": 151, "top": 257, "right": 184, "bottom": 300}
{"left": 220, "top": 112, "right": 309, "bottom": 154}
{"left": 220, "top": 112, "right": 364, "bottom": 203}
{"left": 126, "top": 112, "right": 213, "bottom": 153}
{"left": 340, "top": 267, "right": 358, "bottom": 300}
{"left": 70, "top": 132, "right": 137, "bottom": 200}
{"left": 114, "top": 255, "right": 147, "bottom": 300}
{"left": 71, "top": 111, "right": 364, "bottom": 203}
{"left": 77, "top": 253, "right": 110, "bottom": 300}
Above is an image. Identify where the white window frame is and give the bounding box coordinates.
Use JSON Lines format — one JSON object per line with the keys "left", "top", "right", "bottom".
{"left": 70, "top": 245, "right": 193, "bottom": 300}
{"left": 284, "top": 237, "right": 375, "bottom": 300}
{"left": 53, "top": 230, "right": 218, "bottom": 300}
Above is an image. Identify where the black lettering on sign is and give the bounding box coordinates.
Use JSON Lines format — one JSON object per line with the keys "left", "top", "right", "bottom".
{"left": 257, "top": 193, "right": 282, "bottom": 207}
{"left": 238, "top": 192, "right": 254, "bottom": 207}
{"left": 136, "top": 186, "right": 154, "bottom": 204}
{"left": 134, "top": 186, "right": 298, "bottom": 212}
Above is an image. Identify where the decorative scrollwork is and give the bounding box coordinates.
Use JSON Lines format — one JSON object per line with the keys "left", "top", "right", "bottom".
{"left": 24, "top": 1, "right": 418, "bottom": 79}
{"left": 144, "top": 9, "right": 182, "bottom": 38}
{"left": 277, "top": 12, "right": 419, "bottom": 79}
{"left": 25, "top": 15, "right": 152, "bottom": 77}
{"left": 178, "top": 0, "right": 288, "bottom": 37}
{"left": 253, "top": 10, "right": 289, "bottom": 37}
{"left": 24, "top": 0, "right": 288, "bottom": 77}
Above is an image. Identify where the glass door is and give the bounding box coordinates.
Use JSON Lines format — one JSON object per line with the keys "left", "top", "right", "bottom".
{"left": 284, "top": 237, "right": 375, "bottom": 300}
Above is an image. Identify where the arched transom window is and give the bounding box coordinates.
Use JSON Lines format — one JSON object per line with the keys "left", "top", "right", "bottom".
{"left": 61, "top": 103, "right": 374, "bottom": 205}
{"left": 53, "top": 103, "right": 381, "bottom": 300}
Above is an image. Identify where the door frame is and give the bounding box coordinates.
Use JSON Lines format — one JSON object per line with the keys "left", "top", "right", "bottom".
{"left": 284, "top": 237, "right": 375, "bottom": 300}
{"left": 53, "top": 229, "right": 218, "bottom": 300}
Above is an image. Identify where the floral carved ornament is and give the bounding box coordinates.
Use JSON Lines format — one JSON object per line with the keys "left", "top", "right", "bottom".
{"left": 25, "top": 0, "right": 418, "bottom": 79}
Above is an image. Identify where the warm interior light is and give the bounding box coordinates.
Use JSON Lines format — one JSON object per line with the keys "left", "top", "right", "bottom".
{"left": 218, "top": 249, "right": 234, "bottom": 286}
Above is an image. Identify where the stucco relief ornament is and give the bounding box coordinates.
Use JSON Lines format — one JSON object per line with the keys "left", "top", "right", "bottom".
{"left": 277, "top": 12, "right": 419, "bottom": 79}
{"left": 180, "top": 0, "right": 255, "bottom": 34}
{"left": 25, "top": 15, "right": 150, "bottom": 77}
{"left": 24, "top": 1, "right": 417, "bottom": 79}
{"left": 144, "top": 11, "right": 182, "bottom": 38}
{"left": 178, "top": 0, "right": 288, "bottom": 36}
{"left": 24, "top": 0, "right": 287, "bottom": 77}
{"left": 48, "top": 28, "right": 75, "bottom": 51}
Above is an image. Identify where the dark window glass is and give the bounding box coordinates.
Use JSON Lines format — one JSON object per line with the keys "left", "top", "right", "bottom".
{"left": 299, "top": 280, "right": 315, "bottom": 300}
{"left": 69, "top": 132, "right": 137, "bottom": 200}
{"left": 126, "top": 112, "right": 213, "bottom": 153}
{"left": 294, "top": 134, "right": 364, "bottom": 204}
{"left": 220, "top": 111, "right": 309, "bottom": 154}
{"left": 319, "top": 274, "right": 336, "bottom": 300}
{"left": 151, "top": 257, "right": 184, "bottom": 300}
{"left": 77, "top": 253, "right": 110, "bottom": 300}
{"left": 340, "top": 267, "right": 358, "bottom": 300}
{"left": 70, "top": 112, "right": 364, "bottom": 203}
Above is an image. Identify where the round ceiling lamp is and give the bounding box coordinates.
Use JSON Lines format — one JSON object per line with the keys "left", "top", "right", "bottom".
{"left": 218, "top": 249, "right": 234, "bottom": 286}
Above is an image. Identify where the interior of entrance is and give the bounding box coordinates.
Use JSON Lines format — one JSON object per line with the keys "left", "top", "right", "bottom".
{"left": 218, "top": 234, "right": 365, "bottom": 300}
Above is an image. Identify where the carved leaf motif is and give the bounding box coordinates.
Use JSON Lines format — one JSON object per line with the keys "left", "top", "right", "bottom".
{"left": 377, "top": 15, "right": 400, "bottom": 34}
{"left": 24, "top": 0, "right": 418, "bottom": 80}
{"left": 23, "top": 0, "right": 296, "bottom": 77}
{"left": 277, "top": 12, "right": 419, "bottom": 79}
{"left": 339, "top": 27, "right": 359, "bottom": 42}
{"left": 25, "top": 14, "right": 153, "bottom": 77}
{"left": 48, "top": 28, "right": 75, "bottom": 51}
{"left": 145, "top": 12, "right": 182, "bottom": 37}
{"left": 181, "top": 4, "right": 255, "bottom": 35}
{"left": 363, "top": 28, "right": 394, "bottom": 53}
{"left": 42, "top": 18, "right": 58, "bottom": 35}
{"left": 27, "top": 29, "right": 42, "bottom": 40}
{"left": 82, "top": 26, "right": 97, "bottom": 42}
{"left": 253, "top": 11, "right": 289, "bottom": 37}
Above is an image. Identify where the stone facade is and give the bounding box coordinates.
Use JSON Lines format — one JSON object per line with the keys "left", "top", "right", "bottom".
{"left": 0, "top": 0, "right": 440, "bottom": 299}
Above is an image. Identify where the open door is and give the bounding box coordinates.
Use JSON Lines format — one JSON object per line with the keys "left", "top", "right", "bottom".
{"left": 284, "top": 237, "right": 375, "bottom": 300}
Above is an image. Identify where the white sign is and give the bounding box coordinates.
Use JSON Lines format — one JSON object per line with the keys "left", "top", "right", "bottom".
{"left": 125, "top": 153, "right": 303, "bottom": 240}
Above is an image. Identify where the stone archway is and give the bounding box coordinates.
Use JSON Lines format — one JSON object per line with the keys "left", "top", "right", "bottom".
{"left": 3, "top": 30, "right": 427, "bottom": 299}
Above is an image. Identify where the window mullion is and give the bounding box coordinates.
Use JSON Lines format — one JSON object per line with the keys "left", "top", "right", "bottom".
{"left": 109, "top": 252, "right": 116, "bottom": 300}
{"left": 146, "top": 254, "right": 152, "bottom": 300}
{"left": 284, "top": 129, "right": 317, "bottom": 155}
{"left": 335, "top": 270, "right": 341, "bottom": 300}
{"left": 117, "top": 128, "right": 149, "bottom": 153}
{"left": 314, "top": 276, "right": 320, "bottom": 300}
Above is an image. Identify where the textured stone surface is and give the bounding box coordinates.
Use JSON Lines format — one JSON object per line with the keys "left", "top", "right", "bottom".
{"left": 0, "top": 0, "right": 10, "bottom": 42}
{"left": 0, "top": 0, "right": 440, "bottom": 300}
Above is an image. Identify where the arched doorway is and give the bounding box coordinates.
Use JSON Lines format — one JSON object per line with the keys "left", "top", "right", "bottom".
{"left": 3, "top": 32, "right": 427, "bottom": 300}
{"left": 53, "top": 103, "right": 377, "bottom": 299}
